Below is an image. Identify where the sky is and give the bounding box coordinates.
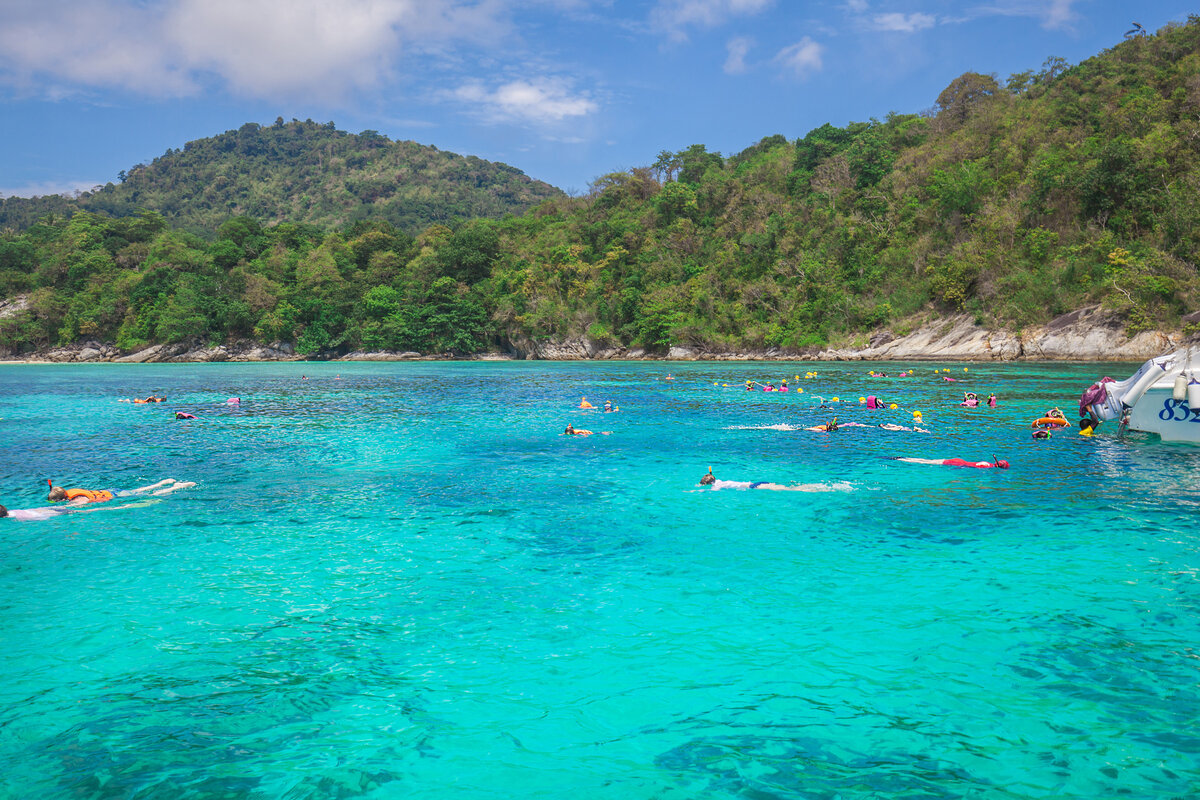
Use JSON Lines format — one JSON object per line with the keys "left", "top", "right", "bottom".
{"left": 0, "top": 0, "right": 1194, "bottom": 198}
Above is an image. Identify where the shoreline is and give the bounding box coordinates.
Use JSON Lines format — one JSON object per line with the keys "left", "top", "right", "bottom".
{"left": 1, "top": 307, "right": 1193, "bottom": 366}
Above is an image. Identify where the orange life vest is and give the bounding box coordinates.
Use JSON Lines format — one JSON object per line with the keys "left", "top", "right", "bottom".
{"left": 64, "top": 488, "right": 114, "bottom": 502}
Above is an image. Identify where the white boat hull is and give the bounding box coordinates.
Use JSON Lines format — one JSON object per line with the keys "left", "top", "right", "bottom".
{"left": 1126, "top": 388, "right": 1200, "bottom": 443}
{"left": 1081, "top": 346, "right": 1200, "bottom": 443}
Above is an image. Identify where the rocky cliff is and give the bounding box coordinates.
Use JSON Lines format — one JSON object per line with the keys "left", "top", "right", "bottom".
{"left": 2, "top": 307, "right": 1195, "bottom": 364}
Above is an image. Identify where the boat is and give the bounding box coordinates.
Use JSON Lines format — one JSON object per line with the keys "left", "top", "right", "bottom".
{"left": 1080, "top": 346, "right": 1200, "bottom": 442}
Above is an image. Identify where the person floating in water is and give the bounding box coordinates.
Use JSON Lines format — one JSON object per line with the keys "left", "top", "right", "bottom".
{"left": 806, "top": 417, "right": 839, "bottom": 432}
{"left": 564, "top": 424, "right": 610, "bottom": 436}
{"left": 987, "top": 393, "right": 998, "bottom": 408}
{"left": 603, "top": 400, "right": 619, "bottom": 413}
{"left": 1078, "top": 418, "right": 1100, "bottom": 437}
{"left": 175, "top": 412, "right": 197, "bottom": 420}
{"left": 894, "top": 457, "right": 1009, "bottom": 469}
{"left": 579, "top": 397, "right": 595, "bottom": 409}
{"left": 699, "top": 468, "right": 849, "bottom": 492}
{"left": 48, "top": 478, "right": 196, "bottom": 505}
{"left": 4, "top": 479, "right": 196, "bottom": 521}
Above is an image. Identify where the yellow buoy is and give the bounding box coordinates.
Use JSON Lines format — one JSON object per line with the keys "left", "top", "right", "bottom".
{"left": 964, "top": 367, "right": 969, "bottom": 372}
{"left": 859, "top": 396, "right": 866, "bottom": 403}
{"left": 797, "top": 388, "right": 803, "bottom": 393}
{"left": 832, "top": 396, "right": 840, "bottom": 402}
{"left": 889, "top": 403, "right": 898, "bottom": 409}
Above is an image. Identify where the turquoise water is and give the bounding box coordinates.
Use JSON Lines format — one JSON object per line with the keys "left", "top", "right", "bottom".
{"left": 1, "top": 361, "right": 1198, "bottom": 800}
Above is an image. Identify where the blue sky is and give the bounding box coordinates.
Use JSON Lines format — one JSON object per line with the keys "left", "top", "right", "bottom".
{"left": 0, "top": 0, "right": 1193, "bottom": 198}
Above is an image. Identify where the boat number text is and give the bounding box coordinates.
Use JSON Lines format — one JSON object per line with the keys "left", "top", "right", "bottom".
{"left": 1158, "top": 398, "right": 1200, "bottom": 422}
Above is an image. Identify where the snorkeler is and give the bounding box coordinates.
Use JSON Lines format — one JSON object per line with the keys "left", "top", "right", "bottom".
{"left": 564, "top": 424, "right": 609, "bottom": 436}
{"left": 893, "top": 457, "right": 1009, "bottom": 469}
{"left": 5, "top": 479, "right": 196, "bottom": 521}
{"left": 699, "top": 469, "right": 849, "bottom": 492}
{"left": 47, "top": 478, "right": 196, "bottom": 505}
{"left": 806, "top": 417, "right": 839, "bottom": 432}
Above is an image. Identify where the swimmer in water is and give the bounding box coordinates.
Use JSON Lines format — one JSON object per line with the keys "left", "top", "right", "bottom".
{"left": 47, "top": 478, "right": 196, "bottom": 505}
{"left": 564, "top": 424, "right": 609, "bottom": 436}
{"left": 893, "top": 457, "right": 1009, "bottom": 469}
{"left": 5, "top": 479, "right": 195, "bottom": 521}
{"left": 806, "top": 417, "right": 839, "bottom": 432}
{"left": 1, "top": 498, "right": 161, "bottom": 521}
{"left": 699, "top": 469, "right": 849, "bottom": 492}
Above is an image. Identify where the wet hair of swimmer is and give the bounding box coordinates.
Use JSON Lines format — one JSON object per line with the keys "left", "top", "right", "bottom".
{"left": 48, "top": 486, "right": 67, "bottom": 501}
{"left": 700, "top": 468, "right": 716, "bottom": 485}
{"left": 0, "top": 504, "right": 7, "bottom": 518}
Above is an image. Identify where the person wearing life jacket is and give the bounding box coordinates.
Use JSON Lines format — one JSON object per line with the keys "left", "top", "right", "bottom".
{"left": 46, "top": 478, "right": 195, "bottom": 505}
{"left": 47, "top": 486, "right": 115, "bottom": 504}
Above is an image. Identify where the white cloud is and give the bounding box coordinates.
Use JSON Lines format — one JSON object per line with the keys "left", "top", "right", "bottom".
{"left": 0, "top": 179, "right": 103, "bottom": 198}
{"left": 872, "top": 12, "right": 936, "bottom": 32}
{"left": 1039, "top": 0, "right": 1077, "bottom": 30}
{"left": 0, "top": 0, "right": 511, "bottom": 100}
{"left": 774, "top": 37, "right": 823, "bottom": 78}
{"left": 843, "top": 0, "right": 868, "bottom": 11}
{"left": 650, "top": 0, "right": 773, "bottom": 40}
{"left": 454, "top": 78, "right": 597, "bottom": 124}
{"left": 954, "top": 0, "right": 1081, "bottom": 32}
{"left": 724, "top": 36, "right": 753, "bottom": 74}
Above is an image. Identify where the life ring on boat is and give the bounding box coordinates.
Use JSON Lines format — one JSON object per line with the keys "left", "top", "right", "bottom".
{"left": 1032, "top": 417, "right": 1071, "bottom": 428}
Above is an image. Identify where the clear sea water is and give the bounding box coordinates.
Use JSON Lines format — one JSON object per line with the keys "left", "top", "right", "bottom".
{"left": 1, "top": 360, "right": 1198, "bottom": 800}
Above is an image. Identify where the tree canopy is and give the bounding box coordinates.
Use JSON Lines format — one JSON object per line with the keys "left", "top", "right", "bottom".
{"left": 3, "top": 17, "right": 1200, "bottom": 357}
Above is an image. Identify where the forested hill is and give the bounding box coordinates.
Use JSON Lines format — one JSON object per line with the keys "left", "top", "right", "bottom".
{"left": 2, "top": 19, "right": 1200, "bottom": 359}
{"left": 0, "top": 120, "right": 564, "bottom": 236}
